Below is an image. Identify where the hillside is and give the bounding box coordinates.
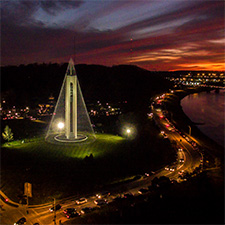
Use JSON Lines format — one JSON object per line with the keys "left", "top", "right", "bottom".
{"left": 1, "top": 63, "right": 172, "bottom": 110}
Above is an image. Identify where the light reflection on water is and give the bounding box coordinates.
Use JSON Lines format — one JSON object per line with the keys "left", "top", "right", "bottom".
{"left": 181, "top": 90, "right": 224, "bottom": 147}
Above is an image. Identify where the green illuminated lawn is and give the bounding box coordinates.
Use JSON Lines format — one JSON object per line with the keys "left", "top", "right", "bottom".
{"left": 1, "top": 134, "right": 130, "bottom": 204}
{"left": 1, "top": 122, "right": 175, "bottom": 204}
{"left": 2, "top": 134, "right": 125, "bottom": 159}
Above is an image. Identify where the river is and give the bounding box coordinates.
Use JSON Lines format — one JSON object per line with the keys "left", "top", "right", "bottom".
{"left": 181, "top": 89, "right": 224, "bottom": 148}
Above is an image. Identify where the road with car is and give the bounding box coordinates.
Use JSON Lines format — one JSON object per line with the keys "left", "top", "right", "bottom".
{"left": 0, "top": 92, "right": 202, "bottom": 225}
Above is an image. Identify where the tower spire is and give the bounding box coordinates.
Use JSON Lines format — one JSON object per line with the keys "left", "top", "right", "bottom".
{"left": 46, "top": 58, "right": 95, "bottom": 143}
{"left": 66, "top": 58, "right": 76, "bottom": 76}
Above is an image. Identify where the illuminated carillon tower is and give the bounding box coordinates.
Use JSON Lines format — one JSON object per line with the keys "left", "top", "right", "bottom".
{"left": 45, "top": 58, "right": 96, "bottom": 144}
{"left": 65, "top": 60, "right": 77, "bottom": 139}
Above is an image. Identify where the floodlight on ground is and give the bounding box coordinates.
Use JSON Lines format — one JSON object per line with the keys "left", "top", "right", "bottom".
{"left": 58, "top": 122, "right": 64, "bottom": 129}
{"left": 126, "top": 129, "right": 131, "bottom": 134}
{"left": 121, "top": 125, "right": 136, "bottom": 140}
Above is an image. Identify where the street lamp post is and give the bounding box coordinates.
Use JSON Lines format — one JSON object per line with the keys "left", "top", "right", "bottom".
{"left": 48, "top": 197, "right": 56, "bottom": 225}
{"left": 53, "top": 198, "right": 56, "bottom": 225}
{"left": 26, "top": 195, "right": 29, "bottom": 214}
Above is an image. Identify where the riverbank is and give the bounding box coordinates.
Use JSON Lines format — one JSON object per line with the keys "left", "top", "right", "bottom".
{"left": 181, "top": 90, "right": 224, "bottom": 147}
{"left": 163, "top": 87, "right": 224, "bottom": 163}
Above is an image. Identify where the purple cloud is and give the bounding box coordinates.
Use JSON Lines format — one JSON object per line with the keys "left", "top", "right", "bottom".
{"left": 1, "top": 0, "right": 224, "bottom": 71}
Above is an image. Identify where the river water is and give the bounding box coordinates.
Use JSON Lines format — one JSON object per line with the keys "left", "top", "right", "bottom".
{"left": 181, "top": 90, "right": 224, "bottom": 147}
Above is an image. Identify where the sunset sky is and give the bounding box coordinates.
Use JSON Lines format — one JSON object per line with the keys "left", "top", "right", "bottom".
{"left": 1, "top": 0, "right": 224, "bottom": 71}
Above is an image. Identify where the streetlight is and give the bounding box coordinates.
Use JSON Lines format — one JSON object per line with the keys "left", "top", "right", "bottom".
{"left": 126, "top": 128, "right": 132, "bottom": 139}
{"left": 122, "top": 125, "right": 136, "bottom": 139}
{"left": 48, "top": 197, "right": 56, "bottom": 225}
{"left": 53, "top": 198, "right": 56, "bottom": 225}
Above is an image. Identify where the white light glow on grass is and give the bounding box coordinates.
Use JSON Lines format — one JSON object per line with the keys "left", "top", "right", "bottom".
{"left": 58, "top": 122, "right": 64, "bottom": 129}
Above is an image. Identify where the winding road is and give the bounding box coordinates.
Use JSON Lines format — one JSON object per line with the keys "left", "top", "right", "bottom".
{"left": 0, "top": 93, "right": 202, "bottom": 225}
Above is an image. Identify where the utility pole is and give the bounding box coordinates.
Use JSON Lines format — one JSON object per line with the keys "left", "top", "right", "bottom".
{"left": 53, "top": 198, "right": 56, "bottom": 225}
{"left": 26, "top": 195, "right": 29, "bottom": 214}
{"left": 24, "top": 182, "right": 32, "bottom": 214}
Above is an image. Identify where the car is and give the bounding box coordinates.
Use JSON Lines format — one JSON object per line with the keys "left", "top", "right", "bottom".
{"left": 64, "top": 208, "right": 76, "bottom": 214}
{"left": 170, "top": 166, "right": 176, "bottom": 172}
{"left": 185, "top": 137, "right": 190, "bottom": 142}
{"left": 49, "top": 204, "right": 61, "bottom": 212}
{"left": 66, "top": 211, "right": 80, "bottom": 219}
{"left": 96, "top": 191, "right": 110, "bottom": 199}
{"left": 165, "top": 165, "right": 170, "bottom": 171}
{"left": 14, "top": 217, "right": 26, "bottom": 225}
{"left": 179, "top": 158, "right": 184, "bottom": 163}
{"left": 178, "top": 147, "right": 183, "bottom": 151}
{"left": 76, "top": 197, "right": 87, "bottom": 204}
{"left": 144, "top": 172, "right": 150, "bottom": 177}
{"left": 178, "top": 171, "right": 184, "bottom": 175}
{"left": 138, "top": 188, "right": 149, "bottom": 194}
{"left": 94, "top": 199, "right": 108, "bottom": 206}
{"left": 80, "top": 207, "right": 96, "bottom": 214}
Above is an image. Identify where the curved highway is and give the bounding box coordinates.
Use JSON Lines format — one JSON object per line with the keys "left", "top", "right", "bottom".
{"left": 0, "top": 92, "right": 203, "bottom": 225}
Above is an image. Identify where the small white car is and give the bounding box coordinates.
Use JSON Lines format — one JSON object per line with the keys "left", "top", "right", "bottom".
{"left": 76, "top": 198, "right": 87, "bottom": 205}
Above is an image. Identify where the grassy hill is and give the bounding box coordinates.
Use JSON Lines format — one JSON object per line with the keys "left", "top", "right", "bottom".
{"left": 1, "top": 118, "right": 176, "bottom": 205}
